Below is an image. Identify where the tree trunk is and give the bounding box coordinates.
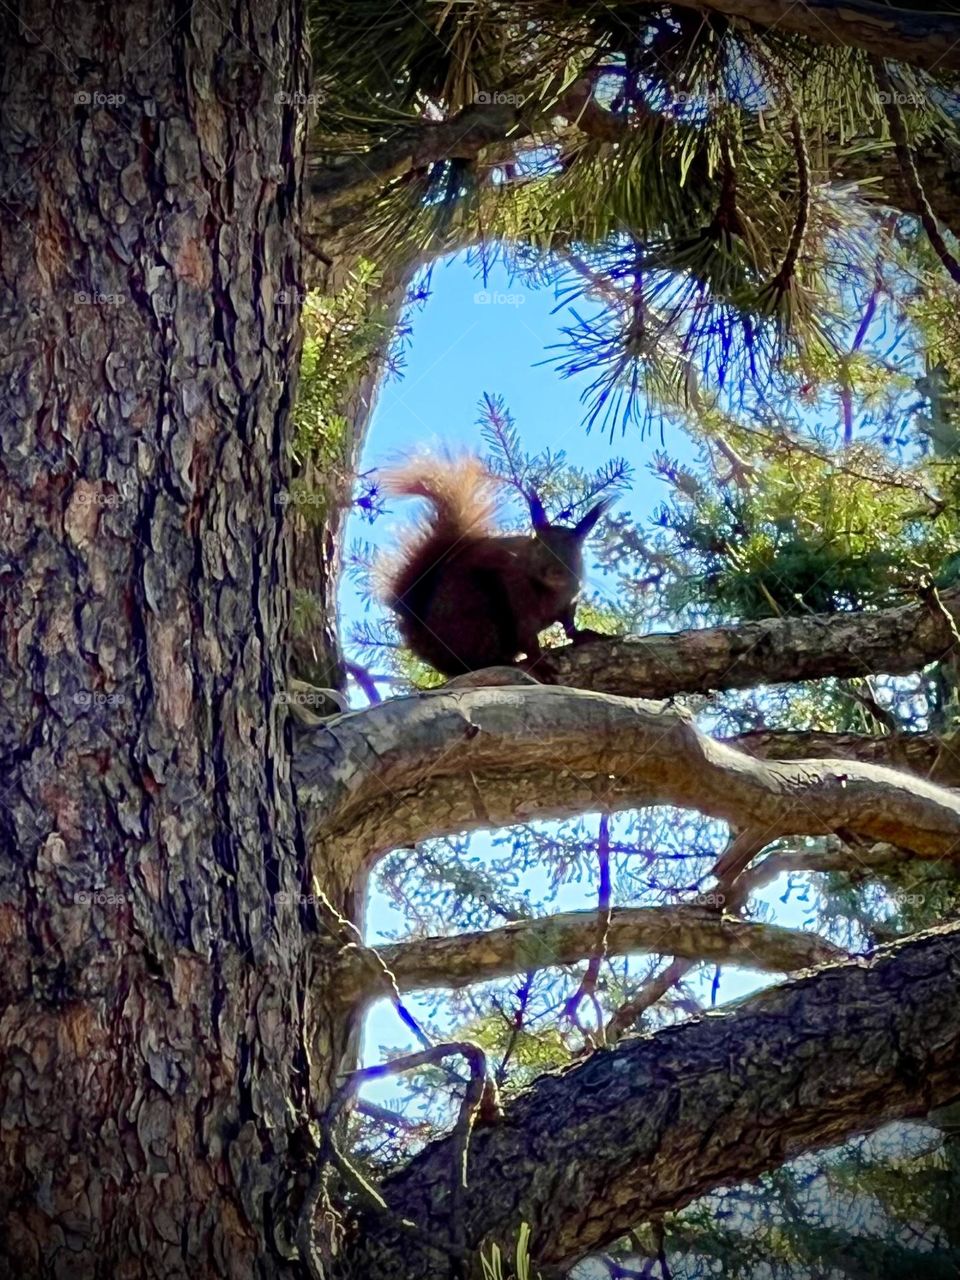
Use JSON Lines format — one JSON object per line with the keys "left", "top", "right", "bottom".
{"left": 288, "top": 254, "right": 418, "bottom": 691}
{"left": 0, "top": 5, "right": 341, "bottom": 1276}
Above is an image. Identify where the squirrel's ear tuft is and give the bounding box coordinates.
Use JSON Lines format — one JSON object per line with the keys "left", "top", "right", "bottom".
{"left": 528, "top": 491, "right": 549, "bottom": 531}
{"left": 574, "top": 498, "right": 612, "bottom": 539}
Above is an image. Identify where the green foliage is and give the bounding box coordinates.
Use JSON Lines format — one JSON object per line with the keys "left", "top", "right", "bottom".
{"left": 311, "top": 0, "right": 960, "bottom": 426}
{"left": 457, "top": 1010, "right": 570, "bottom": 1090}
{"left": 480, "top": 1224, "right": 538, "bottom": 1280}
{"left": 311, "top": 11, "right": 960, "bottom": 1271}
{"left": 660, "top": 443, "right": 959, "bottom": 620}
{"left": 292, "top": 260, "right": 397, "bottom": 515}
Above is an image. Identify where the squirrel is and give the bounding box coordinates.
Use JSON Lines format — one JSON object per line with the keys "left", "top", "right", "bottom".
{"left": 377, "top": 453, "right": 610, "bottom": 677}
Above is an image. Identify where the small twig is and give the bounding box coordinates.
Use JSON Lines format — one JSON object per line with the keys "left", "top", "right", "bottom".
{"left": 840, "top": 677, "right": 900, "bottom": 736}
{"left": 495, "top": 973, "right": 534, "bottom": 1085}
{"left": 709, "top": 827, "right": 774, "bottom": 908}
{"left": 919, "top": 579, "right": 960, "bottom": 650}
{"left": 871, "top": 58, "right": 960, "bottom": 285}
{"left": 345, "top": 660, "right": 383, "bottom": 704}
{"left": 315, "top": 884, "right": 435, "bottom": 1052}
{"left": 605, "top": 827, "right": 774, "bottom": 1039}
{"left": 298, "top": 1043, "right": 501, "bottom": 1279}
{"left": 760, "top": 106, "right": 810, "bottom": 305}
{"left": 712, "top": 435, "right": 756, "bottom": 489}
{"left": 606, "top": 956, "right": 695, "bottom": 1043}
{"left": 564, "top": 814, "right": 613, "bottom": 1042}
{"left": 356, "top": 1098, "right": 429, "bottom": 1133}
{"left": 298, "top": 228, "right": 334, "bottom": 266}
{"left": 747, "top": 48, "right": 810, "bottom": 309}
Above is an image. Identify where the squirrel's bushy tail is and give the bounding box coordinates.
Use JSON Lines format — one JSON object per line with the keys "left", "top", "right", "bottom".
{"left": 377, "top": 453, "right": 500, "bottom": 608}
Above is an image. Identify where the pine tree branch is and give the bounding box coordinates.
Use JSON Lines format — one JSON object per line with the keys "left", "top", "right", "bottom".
{"left": 297, "top": 685, "right": 960, "bottom": 875}
{"left": 671, "top": 0, "right": 960, "bottom": 71}
{"left": 734, "top": 727, "right": 960, "bottom": 788}
{"left": 348, "top": 921, "right": 960, "bottom": 1278}
{"left": 538, "top": 587, "right": 960, "bottom": 696}
{"left": 336, "top": 905, "right": 846, "bottom": 1005}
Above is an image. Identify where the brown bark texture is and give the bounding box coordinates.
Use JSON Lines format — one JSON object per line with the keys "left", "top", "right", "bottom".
{"left": 0, "top": 5, "right": 336, "bottom": 1277}
{"left": 297, "top": 685, "right": 960, "bottom": 873}
{"left": 346, "top": 921, "right": 960, "bottom": 1278}
{"left": 538, "top": 588, "right": 960, "bottom": 695}
{"left": 335, "top": 905, "right": 847, "bottom": 1005}
{"left": 3, "top": 4, "right": 960, "bottom": 1279}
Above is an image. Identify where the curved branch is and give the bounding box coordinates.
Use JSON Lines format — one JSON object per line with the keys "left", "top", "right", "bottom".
{"left": 296, "top": 686, "right": 960, "bottom": 876}
{"left": 309, "top": 103, "right": 523, "bottom": 214}
{"left": 731, "top": 838, "right": 920, "bottom": 902}
{"left": 348, "top": 921, "right": 960, "bottom": 1278}
{"left": 538, "top": 588, "right": 959, "bottom": 696}
{"left": 338, "top": 906, "right": 846, "bottom": 1004}
{"left": 871, "top": 57, "right": 960, "bottom": 282}
{"left": 307, "top": 77, "right": 960, "bottom": 243}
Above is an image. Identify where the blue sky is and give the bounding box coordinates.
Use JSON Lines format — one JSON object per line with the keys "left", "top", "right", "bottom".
{"left": 340, "top": 252, "right": 816, "bottom": 1085}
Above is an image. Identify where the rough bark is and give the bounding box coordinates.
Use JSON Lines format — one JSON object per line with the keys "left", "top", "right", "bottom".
{"left": 735, "top": 727, "right": 960, "bottom": 788}
{"left": 0, "top": 6, "right": 335, "bottom": 1276}
{"left": 346, "top": 921, "right": 960, "bottom": 1278}
{"left": 537, "top": 589, "right": 960, "bottom": 696}
{"left": 336, "top": 906, "right": 846, "bottom": 1005}
{"left": 296, "top": 686, "right": 960, "bottom": 874}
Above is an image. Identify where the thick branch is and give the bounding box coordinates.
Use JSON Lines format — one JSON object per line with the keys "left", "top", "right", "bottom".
{"left": 672, "top": 0, "right": 960, "bottom": 71}
{"left": 349, "top": 921, "right": 960, "bottom": 1277}
{"left": 338, "top": 907, "right": 846, "bottom": 1004}
{"left": 538, "top": 588, "right": 959, "bottom": 697}
{"left": 731, "top": 839, "right": 919, "bottom": 902}
{"left": 308, "top": 76, "right": 960, "bottom": 238}
{"left": 309, "top": 104, "right": 523, "bottom": 214}
{"left": 296, "top": 686, "right": 960, "bottom": 875}
{"left": 734, "top": 727, "right": 960, "bottom": 788}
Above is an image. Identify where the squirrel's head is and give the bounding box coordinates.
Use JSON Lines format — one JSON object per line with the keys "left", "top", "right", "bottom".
{"left": 526, "top": 492, "right": 610, "bottom": 590}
